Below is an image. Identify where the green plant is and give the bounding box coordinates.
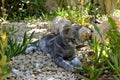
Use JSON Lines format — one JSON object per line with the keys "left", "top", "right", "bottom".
{"left": 74, "top": 17, "right": 120, "bottom": 79}
{"left": 75, "top": 39, "right": 107, "bottom": 80}
{"left": 6, "top": 26, "right": 34, "bottom": 61}
{"left": 0, "top": 27, "right": 12, "bottom": 80}
{"left": 56, "top": 6, "right": 90, "bottom": 25}
{"left": 105, "top": 17, "right": 120, "bottom": 79}
{"left": 0, "top": 26, "right": 34, "bottom": 79}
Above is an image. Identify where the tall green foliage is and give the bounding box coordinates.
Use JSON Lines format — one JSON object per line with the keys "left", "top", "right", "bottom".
{"left": 105, "top": 17, "right": 120, "bottom": 79}
{"left": 0, "top": 26, "right": 34, "bottom": 79}
{"left": 75, "top": 17, "right": 120, "bottom": 79}
{"left": 6, "top": 26, "right": 34, "bottom": 61}
{"left": 0, "top": 26, "right": 12, "bottom": 80}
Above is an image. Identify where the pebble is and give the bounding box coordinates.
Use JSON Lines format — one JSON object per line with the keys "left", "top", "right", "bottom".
{"left": 12, "top": 68, "right": 20, "bottom": 75}
{"left": 27, "top": 23, "right": 37, "bottom": 28}
{"left": 47, "top": 77, "right": 55, "bottom": 80}
{"left": 35, "top": 63, "right": 40, "bottom": 68}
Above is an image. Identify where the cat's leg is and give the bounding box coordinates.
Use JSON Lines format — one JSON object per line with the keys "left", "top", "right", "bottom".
{"left": 54, "top": 56, "right": 73, "bottom": 71}
{"left": 71, "top": 55, "right": 82, "bottom": 67}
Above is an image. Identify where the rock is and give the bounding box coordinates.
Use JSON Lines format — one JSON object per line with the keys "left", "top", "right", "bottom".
{"left": 78, "top": 27, "right": 91, "bottom": 42}
{"left": 91, "top": 16, "right": 120, "bottom": 42}
{"left": 90, "top": 16, "right": 120, "bottom": 42}
{"left": 50, "top": 16, "right": 71, "bottom": 34}
{"left": 91, "top": 21, "right": 110, "bottom": 42}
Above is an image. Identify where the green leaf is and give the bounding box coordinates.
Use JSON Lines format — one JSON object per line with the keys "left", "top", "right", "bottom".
{"left": 28, "top": 31, "right": 35, "bottom": 42}
{"left": 93, "top": 68, "right": 103, "bottom": 79}
{"left": 22, "top": 32, "right": 28, "bottom": 46}
{"left": 92, "top": 22, "right": 102, "bottom": 38}
{"left": 1, "top": 65, "right": 12, "bottom": 80}
{"left": 113, "top": 75, "right": 120, "bottom": 80}
{"left": 108, "top": 17, "right": 118, "bottom": 30}
{"left": 1, "top": 26, "right": 7, "bottom": 33}
{"left": 106, "top": 59, "right": 116, "bottom": 71}
{"left": 74, "top": 67, "right": 83, "bottom": 73}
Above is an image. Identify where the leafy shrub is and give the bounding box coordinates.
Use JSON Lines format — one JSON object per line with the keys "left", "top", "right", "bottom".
{"left": 75, "top": 17, "right": 120, "bottom": 79}
{"left": 56, "top": 6, "right": 91, "bottom": 25}
{"left": 0, "top": 0, "right": 45, "bottom": 20}
{"left": 6, "top": 26, "right": 34, "bottom": 61}
{"left": 0, "top": 26, "right": 34, "bottom": 79}
{"left": 75, "top": 39, "right": 107, "bottom": 80}
{"left": 0, "top": 27, "right": 12, "bottom": 80}
{"left": 105, "top": 17, "right": 120, "bottom": 79}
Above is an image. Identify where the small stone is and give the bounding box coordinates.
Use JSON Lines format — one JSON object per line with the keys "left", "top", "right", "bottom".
{"left": 47, "top": 77, "right": 55, "bottom": 80}
{"left": 12, "top": 68, "right": 20, "bottom": 75}
{"left": 27, "top": 23, "right": 37, "bottom": 28}
{"left": 36, "top": 69, "right": 42, "bottom": 73}
{"left": 35, "top": 63, "right": 40, "bottom": 68}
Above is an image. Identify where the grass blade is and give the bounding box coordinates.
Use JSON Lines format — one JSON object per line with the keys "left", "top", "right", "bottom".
{"left": 92, "top": 22, "right": 102, "bottom": 38}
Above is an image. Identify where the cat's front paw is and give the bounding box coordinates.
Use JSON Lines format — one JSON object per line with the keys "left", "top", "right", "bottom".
{"left": 71, "top": 57, "right": 82, "bottom": 67}
{"left": 64, "top": 64, "right": 74, "bottom": 71}
{"left": 61, "top": 60, "right": 74, "bottom": 71}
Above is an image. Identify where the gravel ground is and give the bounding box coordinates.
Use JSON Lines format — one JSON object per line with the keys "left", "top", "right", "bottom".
{"left": 10, "top": 52, "right": 79, "bottom": 80}
{"left": 1, "top": 19, "right": 89, "bottom": 80}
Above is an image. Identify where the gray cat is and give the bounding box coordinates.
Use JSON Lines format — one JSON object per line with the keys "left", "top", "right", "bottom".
{"left": 25, "top": 27, "right": 82, "bottom": 71}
